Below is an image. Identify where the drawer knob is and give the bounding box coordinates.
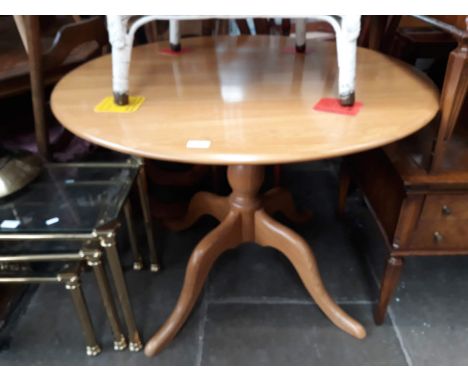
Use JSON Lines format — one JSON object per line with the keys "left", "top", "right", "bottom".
{"left": 441, "top": 205, "right": 452, "bottom": 215}
{"left": 433, "top": 231, "right": 444, "bottom": 243}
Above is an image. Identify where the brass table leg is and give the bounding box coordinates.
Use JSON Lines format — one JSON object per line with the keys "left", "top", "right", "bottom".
{"left": 84, "top": 249, "right": 128, "bottom": 351}
{"left": 123, "top": 199, "right": 144, "bottom": 271}
{"left": 137, "top": 164, "right": 161, "bottom": 272}
{"left": 61, "top": 271, "right": 101, "bottom": 357}
{"left": 98, "top": 228, "right": 143, "bottom": 352}
{"left": 144, "top": 165, "right": 366, "bottom": 357}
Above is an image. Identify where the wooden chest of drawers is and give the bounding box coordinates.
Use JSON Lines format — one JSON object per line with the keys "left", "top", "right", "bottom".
{"left": 408, "top": 194, "right": 468, "bottom": 250}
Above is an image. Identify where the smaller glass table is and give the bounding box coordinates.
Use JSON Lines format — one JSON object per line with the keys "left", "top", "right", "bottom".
{"left": 0, "top": 159, "right": 160, "bottom": 352}
{"left": 0, "top": 163, "right": 135, "bottom": 233}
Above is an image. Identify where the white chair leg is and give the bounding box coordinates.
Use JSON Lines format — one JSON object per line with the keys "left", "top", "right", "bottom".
{"left": 107, "top": 15, "right": 134, "bottom": 105}
{"left": 169, "top": 19, "right": 181, "bottom": 52}
{"left": 295, "top": 18, "right": 307, "bottom": 53}
{"left": 336, "top": 15, "right": 361, "bottom": 106}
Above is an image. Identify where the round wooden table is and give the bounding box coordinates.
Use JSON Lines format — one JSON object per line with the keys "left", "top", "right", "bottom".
{"left": 51, "top": 35, "right": 439, "bottom": 357}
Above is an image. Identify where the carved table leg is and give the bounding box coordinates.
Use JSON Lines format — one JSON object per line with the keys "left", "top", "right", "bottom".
{"left": 255, "top": 209, "right": 366, "bottom": 339}
{"left": 144, "top": 211, "right": 242, "bottom": 357}
{"left": 165, "top": 191, "right": 230, "bottom": 231}
{"left": 144, "top": 164, "right": 366, "bottom": 357}
{"left": 263, "top": 187, "right": 312, "bottom": 223}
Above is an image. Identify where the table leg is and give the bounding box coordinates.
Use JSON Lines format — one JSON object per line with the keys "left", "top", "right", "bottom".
{"left": 63, "top": 272, "right": 102, "bottom": 356}
{"left": 99, "top": 231, "right": 143, "bottom": 352}
{"left": 144, "top": 164, "right": 366, "bottom": 357}
{"left": 144, "top": 210, "right": 242, "bottom": 357}
{"left": 164, "top": 191, "right": 229, "bottom": 231}
{"left": 123, "top": 199, "right": 144, "bottom": 271}
{"left": 85, "top": 249, "right": 128, "bottom": 351}
{"left": 263, "top": 187, "right": 312, "bottom": 223}
{"left": 255, "top": 209, "right": 366, "bottom": 339}
{"left": 137, "top": 165, "right": 161, "bottom": 272}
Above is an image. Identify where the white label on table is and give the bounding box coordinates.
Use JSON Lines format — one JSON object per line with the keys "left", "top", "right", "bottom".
{"left": 46, "top": 217, "right": 60, "bottom": 226}
{"left": 1, "top": 220, "right": 21, "bottom": 229}
{"left": 186, "top": 139, "right": 211, "bottom": 149}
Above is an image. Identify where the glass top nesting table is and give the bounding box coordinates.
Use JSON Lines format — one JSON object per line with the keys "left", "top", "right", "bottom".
{"left": 0, "top": 159, "right": 160, "bottom": 352}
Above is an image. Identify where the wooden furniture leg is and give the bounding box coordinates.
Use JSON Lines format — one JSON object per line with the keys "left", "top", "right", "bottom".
{"left": 144, "top": 211, "right": 242, "bottom": 357}
{"left": 144, "top": 165, "right": 366, "bottom": 357}
{"left": 263, "top": 187, "right": 312, "bottom": 223}
{"left": 164, "top": 192, "right": 229, "bottom": 231}
{"left": 255, "top": 209, "right": 366, "bottom": 339}
{"left": 374, "top": 256, "right": 404, "bottom": 325}
{"left": 337, "top": 161, "right": 351, "bottom": 215}
{"left": 25, "top": 15, "right": 49, "bottom": 159}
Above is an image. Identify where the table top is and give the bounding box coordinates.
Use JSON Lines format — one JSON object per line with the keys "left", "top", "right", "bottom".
{"left": 0, "top": 163, "right": 137, "bottom": 234}
{"left": 51, "top": 36, "right": 440, "bottom": 165}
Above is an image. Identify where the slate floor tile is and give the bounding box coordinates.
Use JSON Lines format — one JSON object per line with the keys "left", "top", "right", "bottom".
{"left": 201, "top": 303, "right": 406, "bottom": 365}
{"left": 382, "top": 256, "right": 468, "bottom": 366}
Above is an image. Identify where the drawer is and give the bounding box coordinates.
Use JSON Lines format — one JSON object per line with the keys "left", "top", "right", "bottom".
{"left": 420, "top": 195, "right": 468, "bottom": 221}
{"left": 409, "top": 219, "right": 468, "bottom": 250}
{"left": 408, "top": 194, "right": 468, "bottom": 250}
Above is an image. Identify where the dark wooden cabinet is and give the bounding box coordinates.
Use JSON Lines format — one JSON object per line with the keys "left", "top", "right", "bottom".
{"left": 340, "top": 15, "right": 468, "bottom": 323}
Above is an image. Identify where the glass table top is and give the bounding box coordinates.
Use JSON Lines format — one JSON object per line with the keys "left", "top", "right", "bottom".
{"left": 0, "top": 163, "right": 138, "bottom": 234}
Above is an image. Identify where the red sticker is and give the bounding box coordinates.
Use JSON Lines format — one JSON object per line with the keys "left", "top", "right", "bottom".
{"left": 158, "top": 47, "right": 192, "bottom": 56}
{"left": 313, "top": 98, "right": 363, "bottom": 116}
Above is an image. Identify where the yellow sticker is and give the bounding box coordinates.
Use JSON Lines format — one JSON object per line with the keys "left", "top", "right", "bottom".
{"left": 94, "top": 96, "right": 145, "bottom": 113}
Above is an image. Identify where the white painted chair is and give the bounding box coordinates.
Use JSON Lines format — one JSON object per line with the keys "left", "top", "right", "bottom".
{"left": 106, "top": 16, "right": 361, "bottom": 106}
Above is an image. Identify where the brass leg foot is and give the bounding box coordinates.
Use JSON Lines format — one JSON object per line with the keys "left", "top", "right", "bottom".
{"left": 164, "top": 191, "right": 230, "bottom": 231}
{"left": 86, "top": 345, "right": 102, "bottom": 357}
{"left": 64, "top": 271, "right": 102, "bottom": 356}
{"left": 144, "top": 211, "right": 242, "bottom": 357}
{"left": 86, "top": 249, "right": 128, "bottom": 353}
{"left": 263, "top": 187, "right": 312, "bottom": 223}
{"left": 133, "top": 261, "right": 144, "bottom": 271}
{"left": 114, "top": 334, "right": 128, "bottom": 351}
{"left": 255, "top": 209, "right": 366, "bottom": 340}
{"left": 129, "top": 338, "right": 143, "bottom": 352}
{"left": 150, "top": 263, "right": 161, "bottom": 272}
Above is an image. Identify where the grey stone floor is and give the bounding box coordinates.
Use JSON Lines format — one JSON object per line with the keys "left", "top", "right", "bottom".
{"left": 1, "top": 161, "right": 468, "bottom": 365}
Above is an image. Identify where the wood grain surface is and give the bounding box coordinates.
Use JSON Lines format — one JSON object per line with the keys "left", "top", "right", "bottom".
{"left": 51, "top": 35, "right": 440, "bottom": 165}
